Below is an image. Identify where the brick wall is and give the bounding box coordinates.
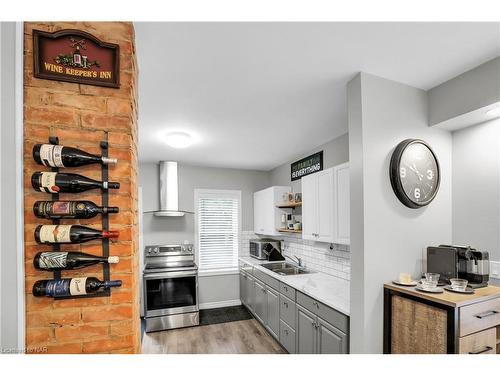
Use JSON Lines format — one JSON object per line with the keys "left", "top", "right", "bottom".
{"left": 23, "top": 22, "right": 140, "bottom": 354}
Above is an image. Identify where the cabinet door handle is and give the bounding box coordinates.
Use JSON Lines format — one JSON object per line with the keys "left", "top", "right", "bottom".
{"left": 262, "top": 289, "right": 266, "bottom": 294}
{"left": 313, "top": 301, "right": 320, "bottom": 308}
{"left": 283, "top": 302, "right": 288, "bottom": 308}
{"left": 284, "top": 329, "right": 289, "bottom": 335}
{"left": 474, "top": 310, "right": 498, "bottom": 319}
{"left": 469, "top": 346, "right": 493, "bottom": 354}
{"left": 284, "top": 286, "right": 288, "bottom": 291}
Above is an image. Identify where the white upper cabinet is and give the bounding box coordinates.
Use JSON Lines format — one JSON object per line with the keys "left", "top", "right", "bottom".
{"left": 301, "top": 174, "right": 318, "bottom": 241}
{"left": 333, "top": 163, "right": 350, "bottom": 245}
{"left": 317, "top": 169, "right": 335, "bottom": 242}
{"left": 302, "top": 168, "right": 334, "bottom": 242}
{"left": 254, "top": 186, "right": 290, "bottom": 236}
{"left": 301, "top": 163, "right": 350, "bottom": 244}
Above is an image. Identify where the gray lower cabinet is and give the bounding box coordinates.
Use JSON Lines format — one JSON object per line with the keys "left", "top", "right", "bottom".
{"left": 246, "top": 275, "right": 253, "bottom": 312}
{"left": 239, "top": 273, "right": 247, "bottom": 306}
{"left": 279, "top": 319, "right": 296, "bottom": 353}
{"left": 296, "top": 304, "right": 348, "bottom": 354}
{"left": 279, "top": 294, "right": 296, "bottom": 328}
{"left": 239, "top": 269, "right": 349, "bottom": 354}
{"left": 241, "top": 271, "right": 255, "bottom": 313}
{"left": 254, "top": 279, "right": 267, "bottom": 324}
{"left": 297, "top": 305, "right": 317, "bottom": 354}
{"left": 317, "top": 317, "right": 348, "bottom": 354}
{"left": 266, "top": 287, "right": 280, "bottom": 339}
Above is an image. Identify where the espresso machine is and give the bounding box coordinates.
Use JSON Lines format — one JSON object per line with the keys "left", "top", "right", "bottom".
{"left": 427, "top": 245, "right": 490, "bottom": 288}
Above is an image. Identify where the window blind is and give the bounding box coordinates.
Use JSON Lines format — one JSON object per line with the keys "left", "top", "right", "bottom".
{"left": 195, "top": 190, "right": 241, "bottom": 273}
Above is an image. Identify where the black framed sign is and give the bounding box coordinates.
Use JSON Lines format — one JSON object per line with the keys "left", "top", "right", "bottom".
{"left": 33, "top": 29, "right": 120, "bottom": 88}
{"left": 291, "top": 151, "right": 323, "bottom": 181}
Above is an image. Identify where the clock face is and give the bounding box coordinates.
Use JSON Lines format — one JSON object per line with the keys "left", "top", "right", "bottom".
{"left": 390, "top": 139, "right": 440, "bottom": 208}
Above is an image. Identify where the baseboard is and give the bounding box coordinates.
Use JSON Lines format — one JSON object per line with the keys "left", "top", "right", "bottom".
{"left": 199, "top": 299, "right": 242, "bottom": 310}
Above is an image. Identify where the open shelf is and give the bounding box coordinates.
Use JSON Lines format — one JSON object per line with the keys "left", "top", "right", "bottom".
{"left": 277, "top": 228, "right": 302, "bottom": 234}
{"left": 276, "top": 202, "right": 302, "bottom": 209}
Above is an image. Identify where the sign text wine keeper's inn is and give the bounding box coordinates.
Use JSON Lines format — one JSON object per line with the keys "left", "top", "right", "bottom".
{"left": 291, "top": 151, "right": 324, "bottom": 181}
{"left": 33, "top": 29, "right": 120, "bottom": 88}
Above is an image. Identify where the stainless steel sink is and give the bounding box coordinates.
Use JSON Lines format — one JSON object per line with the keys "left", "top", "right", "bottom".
{"left": 260, "top": 262, "right": 314, "bottom": 276}
{"left": 260, "top": 262, "right": 296, "bottom": 271}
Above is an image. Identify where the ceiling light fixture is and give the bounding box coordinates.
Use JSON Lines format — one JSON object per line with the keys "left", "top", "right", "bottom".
{"left": 164, "top": 132, "right": 193, "bottom": 149}
{"left": 486, "top": 107, "right": 500, "bottom": 118}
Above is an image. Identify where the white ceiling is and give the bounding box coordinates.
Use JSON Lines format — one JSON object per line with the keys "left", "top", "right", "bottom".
{"left": 135, "top": 22, "right": 500, "bottom": 170}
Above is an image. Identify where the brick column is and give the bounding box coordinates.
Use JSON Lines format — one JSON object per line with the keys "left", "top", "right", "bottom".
{"left": 23, "top": 22, "right": 140, "bottom": 354}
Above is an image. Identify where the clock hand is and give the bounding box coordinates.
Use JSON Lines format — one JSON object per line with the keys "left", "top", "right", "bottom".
{"left": 408, "top": 164, "right": 423, "bottom": 181}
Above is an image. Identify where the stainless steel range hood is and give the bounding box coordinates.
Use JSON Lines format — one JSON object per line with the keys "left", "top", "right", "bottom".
{"left": 144, "top": 161, "right": 194, "bottom": 217}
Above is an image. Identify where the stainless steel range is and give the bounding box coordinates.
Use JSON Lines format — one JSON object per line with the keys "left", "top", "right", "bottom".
{"left": 142, "top": 244, "right": 199, "bottom": 332}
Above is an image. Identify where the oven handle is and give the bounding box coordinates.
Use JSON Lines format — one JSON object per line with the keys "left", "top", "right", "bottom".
{"left": 143, "top": 270, "right": 198, "bottom": 279}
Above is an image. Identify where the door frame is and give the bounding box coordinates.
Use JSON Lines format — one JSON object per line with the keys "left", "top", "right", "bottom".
{"left": 0, "top": 21, "right": 24, "bottom": 351}
{"left": 15, "top": 21, "right": 25, "bottom": 350}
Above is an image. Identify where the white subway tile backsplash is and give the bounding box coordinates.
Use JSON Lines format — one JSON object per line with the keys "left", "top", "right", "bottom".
{"left": 239, "top": 230, "right": 351, "bottom": 281}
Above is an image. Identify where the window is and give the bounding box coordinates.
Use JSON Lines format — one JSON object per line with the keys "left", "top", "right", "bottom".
{"left": 194, "top": 189, "right": 241, "bottom": 275}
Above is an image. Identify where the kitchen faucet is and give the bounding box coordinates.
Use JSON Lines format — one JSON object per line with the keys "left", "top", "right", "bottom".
{"left": 285, "top": 254, "right": 303, "bottom": 268}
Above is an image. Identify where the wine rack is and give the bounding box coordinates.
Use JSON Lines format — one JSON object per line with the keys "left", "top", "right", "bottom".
{"left": 41, "top": 136, "right": 113, "bottom": 299}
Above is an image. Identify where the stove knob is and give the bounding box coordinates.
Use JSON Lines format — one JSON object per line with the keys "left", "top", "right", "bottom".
{"left": 147, "top": 248, "right": 152, "bottom": 254}
{"left": 153, "top": 247, "right": 159, "bottom": 254}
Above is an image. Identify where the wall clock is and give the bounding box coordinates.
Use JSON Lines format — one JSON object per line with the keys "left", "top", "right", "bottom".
{"left": 389, "top": 139, "right": 440, "bottom": 209}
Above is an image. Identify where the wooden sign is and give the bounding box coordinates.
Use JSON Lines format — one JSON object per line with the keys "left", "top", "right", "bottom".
{"left": 291, "top": 151, "right": 323, "bottom": 181}
{"left": 33, "top": 29, "right": 120, "bottom": 88}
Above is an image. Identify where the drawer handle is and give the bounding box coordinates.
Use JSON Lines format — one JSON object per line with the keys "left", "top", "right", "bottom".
{"left": 469, "top": 346, "right": 493, "bottom": 354}
{"left": 474, "top": 310, "right": 499, "bottom": 319}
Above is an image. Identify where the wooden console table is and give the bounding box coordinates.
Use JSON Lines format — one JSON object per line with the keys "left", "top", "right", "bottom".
{"left": 384, "top": 283, "right": 500, "bottom": 354}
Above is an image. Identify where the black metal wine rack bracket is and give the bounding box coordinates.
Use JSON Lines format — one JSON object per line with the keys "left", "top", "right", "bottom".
{"left": 46, "top": 135, "right": 111, "bottom": 299}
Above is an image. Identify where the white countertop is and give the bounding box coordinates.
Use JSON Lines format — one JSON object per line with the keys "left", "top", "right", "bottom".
{"left": 239, "top": 256, "right": 350, "bottom": 316}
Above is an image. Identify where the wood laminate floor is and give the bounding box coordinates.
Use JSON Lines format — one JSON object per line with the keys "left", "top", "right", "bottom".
{"left": 141, "top": 318, "right": 286, "bottom": 354}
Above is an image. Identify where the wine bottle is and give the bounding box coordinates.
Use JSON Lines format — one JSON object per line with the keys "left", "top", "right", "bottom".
{"left": 33, "top": 200, "right": 119, "bottom": 219}
{"left": 33, "top": 144, "right": 117, "bottom": 168}
{"left": 34, "top": 224, "right": 119, "bottom": 244}
{"left": 31, "top": 172, "right": 120, "bottom": 194}
{"left": 32, "top": 277, "right": 122, "bottom": 298}
{"left": 34, "top": 251, "right": 119, "bottom": 271}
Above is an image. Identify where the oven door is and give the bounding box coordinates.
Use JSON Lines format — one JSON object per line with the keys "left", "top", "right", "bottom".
{"left": 143, "top": 269, "right": 198, "bottom": 318}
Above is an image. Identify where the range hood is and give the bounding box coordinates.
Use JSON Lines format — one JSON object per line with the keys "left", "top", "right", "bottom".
{"left": 144, "top": 161, "right": 194, "bottom": 217}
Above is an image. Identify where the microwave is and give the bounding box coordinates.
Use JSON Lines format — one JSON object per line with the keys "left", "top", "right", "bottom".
{"left": 249, "top": 239, "right": 282, "bottom": 260}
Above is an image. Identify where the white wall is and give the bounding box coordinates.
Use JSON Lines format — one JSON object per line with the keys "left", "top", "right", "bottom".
{"left": 348, "top": 72, "right": 452, "bottom": 353}
{"left": 452, "top": 118, "right": 500, "bottom": 261}
{"left": 139, "top": 162, "right": 269, "bottom": 308}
